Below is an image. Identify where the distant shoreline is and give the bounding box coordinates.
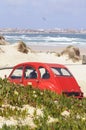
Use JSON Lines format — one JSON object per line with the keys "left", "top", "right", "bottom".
{"left": 0, "top": 28, "right": 86, "bottom": 34}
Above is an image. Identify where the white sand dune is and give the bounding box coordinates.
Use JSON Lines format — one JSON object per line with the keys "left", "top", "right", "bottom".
{"left": 0, "top": 44, "right": 86, "bottom": 97}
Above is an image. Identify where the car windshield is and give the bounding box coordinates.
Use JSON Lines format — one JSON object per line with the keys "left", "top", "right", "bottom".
{"left": 10, "top": 66, "right": 23, "bottom": 79}
{"left": 51, "top": 67, "right": 72, "bottom": 77}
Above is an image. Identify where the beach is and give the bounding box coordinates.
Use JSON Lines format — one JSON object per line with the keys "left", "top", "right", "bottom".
{"left": 0, "top": 42, "right": 86, "bottom": 127}
{"left": 0, "top": 42, "right": 86, "bottom": 97}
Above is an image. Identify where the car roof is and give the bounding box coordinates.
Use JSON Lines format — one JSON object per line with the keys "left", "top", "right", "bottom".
{"left": 46, "top": 63, "right": 66, "bottom": 68}
{"left": 14, "top": 62, "right": 66, "bottom": 68}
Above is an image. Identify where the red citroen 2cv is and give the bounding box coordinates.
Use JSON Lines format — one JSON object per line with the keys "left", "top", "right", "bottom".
{"left": 8, "top": 62, "right": 83, "bottom": 98}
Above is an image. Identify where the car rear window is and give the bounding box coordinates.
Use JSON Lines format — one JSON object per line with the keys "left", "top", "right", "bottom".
{"left": 51, "top": 67, "right": 72, "bottom": 77}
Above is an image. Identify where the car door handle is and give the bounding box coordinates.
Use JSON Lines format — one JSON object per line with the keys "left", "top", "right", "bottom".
{"left": 19, "top": 80, "right": 23, "bottom": 83}
{"left": 36, "top": 80, "right": 39, "bottom": 83}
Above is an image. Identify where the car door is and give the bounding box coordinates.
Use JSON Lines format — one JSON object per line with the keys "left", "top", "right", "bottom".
{"left": 23, "top": 65, "right": 39, "bottom": 87}
{"left": 38, "top": 66, "right": 55, "bottom": 91}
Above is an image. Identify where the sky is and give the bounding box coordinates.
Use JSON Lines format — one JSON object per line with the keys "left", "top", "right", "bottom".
{"left": 0, "top": 0, "right": 86, "bottom": 29}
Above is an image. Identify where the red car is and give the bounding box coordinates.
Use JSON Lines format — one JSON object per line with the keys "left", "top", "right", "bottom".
{"left": 8, "top": 62, "right": 83, "bottom": 98}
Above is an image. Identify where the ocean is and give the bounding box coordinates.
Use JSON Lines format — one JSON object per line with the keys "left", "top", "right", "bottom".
{"left": 3, "top": 33, "right": 86, "bottom": 52}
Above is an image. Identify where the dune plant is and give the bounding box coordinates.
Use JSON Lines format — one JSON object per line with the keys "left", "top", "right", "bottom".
{"left": 0, "top": 78, "right": 86, "bottom": 129}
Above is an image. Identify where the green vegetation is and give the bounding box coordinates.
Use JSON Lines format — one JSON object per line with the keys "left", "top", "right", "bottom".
{"left": 0, "top": 78, "right": 86, "bottom": 130}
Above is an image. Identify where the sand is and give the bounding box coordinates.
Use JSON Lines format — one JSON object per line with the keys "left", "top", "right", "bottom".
{"left": 0, "top": 43, "right": 86, "bottom": 97}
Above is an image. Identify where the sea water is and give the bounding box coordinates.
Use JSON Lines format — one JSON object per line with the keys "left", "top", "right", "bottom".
{"left": 3, "top": 33, "right": 86, "bottom": 51}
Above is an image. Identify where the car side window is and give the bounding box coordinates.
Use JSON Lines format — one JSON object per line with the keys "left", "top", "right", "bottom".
{"left": 38, "top": 66, "right": 50, "bottom": 79}
{"left": 10, "top": 66, "right": 23, "bottom": 79}
{"left": 24, "top": 66, "right": 37, "bottom": 79}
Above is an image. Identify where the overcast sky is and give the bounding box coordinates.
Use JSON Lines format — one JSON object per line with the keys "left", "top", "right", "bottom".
{"left": 0, "top": 0, "right": 86, "bottom": 29}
